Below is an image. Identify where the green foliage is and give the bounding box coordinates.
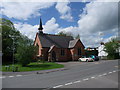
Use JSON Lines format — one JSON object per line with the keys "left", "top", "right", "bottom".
{"left": 1, "top": 18, "right": 37, "bottom": 66}
{"left": 2, "top": 62, "right": 64, "bottom": 72}
{"left": 57, "top": 31, "right": 67, "bottom": 36}
{"left": 57, "top": 31, "right": 74, "bottom": 38}
{"left": 104, "top": 38, "right": 120, "bottom": 59}
{"left": 75, "top": 34, "right": 80, "bottom": 39}
{"left": 15, "top": 36, "right": 37, "bottom": 66}
{"left": 1, "top": 18, "right": 21, "bottom": 63}
{"left": 57, "top": 32, "right": 81, "bottom": 40}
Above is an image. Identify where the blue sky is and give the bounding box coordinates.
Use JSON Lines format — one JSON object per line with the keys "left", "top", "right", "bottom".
{"left": 1, "top": 1, "right": 118, "bottom": 47}
{"left": 2, "top": 2, "right": 88, "bottom": 27}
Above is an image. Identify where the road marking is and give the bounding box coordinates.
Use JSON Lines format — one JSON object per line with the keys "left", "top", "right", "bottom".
{"left": 9, "top": 76, "right": 14, "bottom": 78}
{"left": 73, "top": 80, "right": 81, "bottom": 83}
{"left": 0, "top": 76, "right": 6, "bottom": 78}
{"left": 103, "top": 73, "right": 107, "bottom": 76}
{"left": 53, "top": 70, "right": 119, "bottom": 88}
{"left": 108, "top": 72, "right": 112, "bottom": 74}
{"left": 91, "top": 77, "right": 95, "bottom": 79}
{"left": 98, "top": 75, "right": 103, "bottom": 77}
{"left": 53, "top": 85, "right": 63, "bottom": 88}
{"left": 16, "top": 75, "right": 22, "bottom": 77}
{"left": 113, "top": 70, "right": 116, "bottom": 73}
{"left": 42, "top": 88, "right": 51, "bottom": 90}
{"left": 83, "top": 78, "right": 89, "bottom": 81}
{"left": 65, "top": 82, "right": 73, "bottom": 85}
{"left": 114, "top": 66, "right": 118, "bottom": 68}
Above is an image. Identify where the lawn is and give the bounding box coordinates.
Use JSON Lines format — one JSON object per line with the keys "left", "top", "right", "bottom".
{"left": 2, "top": 62, "right": 64, "bottom": 72}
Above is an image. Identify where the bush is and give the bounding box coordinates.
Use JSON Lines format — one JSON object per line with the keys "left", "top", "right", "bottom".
{"left": 15, "top": 36, "right": 37, "bottom": 67}
{"left": 104, "top": 38, "right": 120, "bottom": 59}
{"left": 15, "top": 45, "right": 37, "bottom": 66}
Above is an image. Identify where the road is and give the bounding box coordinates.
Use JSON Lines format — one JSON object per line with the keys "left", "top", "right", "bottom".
{"left": 2, "top": 60, "right": 119, "bottom": 89}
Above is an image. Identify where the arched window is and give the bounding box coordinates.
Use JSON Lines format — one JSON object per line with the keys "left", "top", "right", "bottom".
{"left": 78, "top": 48, "right": 81, "bottom": 56}
{"left": 61, "top": 49, "right": 65, "bottom": 56}
{"left": 36, "top": 43, "right": 39, "bottom": 55}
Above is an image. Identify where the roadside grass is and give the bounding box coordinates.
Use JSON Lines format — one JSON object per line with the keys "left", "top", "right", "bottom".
{"left": 2, "top": 62, "right": 64, "bottom": 72}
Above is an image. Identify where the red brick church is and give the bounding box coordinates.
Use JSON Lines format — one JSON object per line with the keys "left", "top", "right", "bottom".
{"left": 34, "top": 18, "right": 85, "bottom": 61}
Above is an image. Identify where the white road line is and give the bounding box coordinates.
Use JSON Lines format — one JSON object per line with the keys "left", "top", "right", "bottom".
{"left": 73, "top": 80, "right": 81, "bottom": 83}
{"left": 53, "top": 85, "right": 63, "bottom": 88}
{"left": 91, "top": 77, "right": 95, "bottom": 79}
{"left": 83, "top": 78, "right": 89, "bottom": 81}
{"left": 16, "top": 75, "right": 22, "bottom": 77}
{"left": 103, "top": 73, "right": 107, "bottom": 76}
{"left": 108, "top": 72, "right": 113, "bottom": 74}
{"left": 0, "top": 76, "right": 6, "bottom": 78}
{"left": 98, "top": 75, "right": 103, "bottom": 77}
{"left": 65, "top": 82, "right": 73, "bottom": 85}
{"left": 113, "top": 71, "right": 116, "bottom": 73}
{"left": 9, "top": 76, "right": 14, "bottom": 78}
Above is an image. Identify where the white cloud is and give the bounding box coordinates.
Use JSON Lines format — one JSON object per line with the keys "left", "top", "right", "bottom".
{"left": 14, "top": 17, "right": 60, "bottom": 39}
{"left": 1, "top": 2, "right": 55, "bottom": 20}
{"left": 55, "top": 2, "right": 73, "bottom": 21}
{"left": 78, "top": 2, "right": 118, "bottom": 33}
{"left": 1, "top": 1, "right": 73, "bottom": 22}
{"left": 14, "top": 23, "right": 38, "bottom": 39}
{"left": 76, "top": 2, "right": 118, "bottom": 47}
{"left": 43, "top": 17, "right": 59, "bottom": 34}
{"left": 14, "top": 1, "right": 118, "bottom": 48}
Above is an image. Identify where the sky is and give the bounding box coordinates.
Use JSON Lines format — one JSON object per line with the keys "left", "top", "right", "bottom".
{"left": 0, "top": 0, "right": 119, "bottom": 48}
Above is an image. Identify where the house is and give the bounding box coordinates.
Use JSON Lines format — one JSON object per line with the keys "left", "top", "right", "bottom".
{"left": 34, "top": 18, "right": 85, "bottom": 61}
{"left": 98, "top": 42, "right": 108, "bottom": 59}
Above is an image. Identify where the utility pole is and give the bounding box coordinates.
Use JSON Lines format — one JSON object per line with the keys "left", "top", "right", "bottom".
{"left": 10, "top": 36, "right": 19, "bottom": 72}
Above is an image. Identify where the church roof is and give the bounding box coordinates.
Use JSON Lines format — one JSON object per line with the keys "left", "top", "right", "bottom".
{"left": 37, "top": 33, "right": 85, "bottom": 48}
{"left": 69, "top": 39, "right": 79, "bottom": 48}
{"left": 35, "top": 17, "right": 85, "bottom": 48}
{"left": 38, "top": 33, "right": 74, "bottom": 48}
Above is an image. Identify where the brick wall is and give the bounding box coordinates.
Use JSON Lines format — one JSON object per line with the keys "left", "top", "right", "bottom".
{"left": 34, "top": 33, "right": 85, "bottom": 61}
{"left": 34, "top": 33, "right": 42, "bottom": 57}
{"left": 70, "top": 40, "right": 85, "bottom": 61}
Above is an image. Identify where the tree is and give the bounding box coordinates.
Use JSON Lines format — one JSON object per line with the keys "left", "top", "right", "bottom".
{"left": 104, "top": 38, "right": 120, "bottom": 59}
{"left": 75, "top": 34, "right": 80, "bottom": 39}
{"left": 57, "top": 31, "right": 67, "bottom": 36}
{"left": 15, "top": 35, "right": 37, "bottom": 66}
{"left": 1, "top": 18, "right": 37, "bottom": 66}
{"left": 1, "top": 18, "right": 21, "bottom": 64}
{"left": 57, "top": 31, "right": 74, "bottom": 38}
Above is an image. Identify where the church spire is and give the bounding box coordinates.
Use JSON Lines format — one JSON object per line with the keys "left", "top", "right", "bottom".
{"left": 38, "top": 17, "right": 43, "bottom": 33}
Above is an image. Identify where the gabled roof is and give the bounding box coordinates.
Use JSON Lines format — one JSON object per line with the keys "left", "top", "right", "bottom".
{"left": 36, "top": 32, "right": 85, "bottom": 48}
{"left": 38, "top": 33, "right": 73, "bottom": 48}
{"left": 48, "top": 45, "right": 55, "bottom": 52}
{"left": 69, "top": 39, "right": 79, "bottom": 48}
{"left": 69, "top": 39, "right": 85, "bottom": 48}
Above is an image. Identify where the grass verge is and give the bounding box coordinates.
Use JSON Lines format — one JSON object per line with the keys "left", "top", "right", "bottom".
{"left": 2, "top": 62, "right": 64, "bottom": 72}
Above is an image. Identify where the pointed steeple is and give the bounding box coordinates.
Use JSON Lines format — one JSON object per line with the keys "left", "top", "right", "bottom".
{"left": 38, "top": 17, "right": 43, "bottom": 33}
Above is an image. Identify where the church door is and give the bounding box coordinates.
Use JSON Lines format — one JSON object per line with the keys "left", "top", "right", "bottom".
{"left": 52, "top": 51, "right": 56, "bottom": 61}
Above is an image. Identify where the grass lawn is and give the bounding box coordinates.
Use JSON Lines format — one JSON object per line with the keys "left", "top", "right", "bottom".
{"left": 2, "top": 62, "right": 64, "bottom": 72}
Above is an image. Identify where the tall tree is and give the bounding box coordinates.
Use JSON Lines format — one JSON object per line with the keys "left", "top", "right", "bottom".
{"left": 1, "top": 18, "right": 37, "bottom": 66}
{"left": 1, "top": 18, "right": 21, "bottom": 64}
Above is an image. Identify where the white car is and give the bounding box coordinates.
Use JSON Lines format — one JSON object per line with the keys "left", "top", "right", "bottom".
{"left": 78, "top": 56, "right": 94, "bottom": 62}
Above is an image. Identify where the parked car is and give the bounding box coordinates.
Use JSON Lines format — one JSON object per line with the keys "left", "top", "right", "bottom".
{"left": 78, "top": 56, "right": 94, "bottom": 62}
{"left": 89, "top": 55, "right": 99, "bottom": 61}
